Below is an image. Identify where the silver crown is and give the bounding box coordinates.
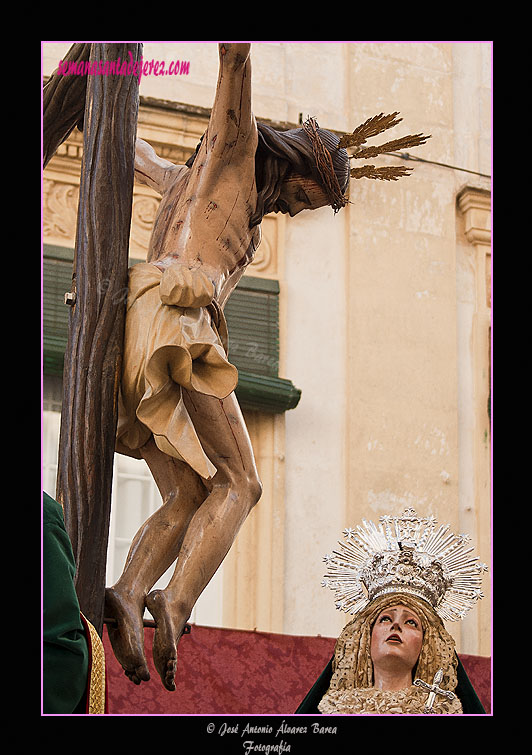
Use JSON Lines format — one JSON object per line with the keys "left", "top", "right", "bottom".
{"left": 321, "top": 508, "right": 488, "bottom": 622}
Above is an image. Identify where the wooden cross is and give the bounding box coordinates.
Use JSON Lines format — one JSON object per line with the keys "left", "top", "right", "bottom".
{"left": 414, "top": 669, "right": 456, "bottom": 713}
{"left": 44, "top": 42, "right": 141, "bottom": 635}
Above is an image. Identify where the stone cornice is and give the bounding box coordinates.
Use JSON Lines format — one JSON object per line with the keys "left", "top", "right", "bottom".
{"left": 457, "top": 185, "right": 491, "bottom": 247}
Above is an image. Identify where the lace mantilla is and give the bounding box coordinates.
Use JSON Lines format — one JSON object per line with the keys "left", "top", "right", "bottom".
{"left": 318, "top": 685, "right": 463, "bottom": 715}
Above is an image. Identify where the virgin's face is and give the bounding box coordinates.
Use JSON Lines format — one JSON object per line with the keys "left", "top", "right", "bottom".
{"left": 274, "top": 173, "right": 329, "bottom": 216}
{"left": 370, "top": 604, "right": 424, "bottom": 675}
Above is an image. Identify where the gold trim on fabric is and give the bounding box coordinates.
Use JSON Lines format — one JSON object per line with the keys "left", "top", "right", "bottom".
{"left": 83, "top": 617, "right": 106, "bottom": 715}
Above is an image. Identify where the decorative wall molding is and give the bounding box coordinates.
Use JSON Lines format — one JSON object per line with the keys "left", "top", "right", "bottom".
{"left": 42, "top": 178, "right": 79, "bottom": 246}
{"left": 456, "top": 183, "right": 491, "bottom": 657}
{"left": 457, "top": 185, "right": 491, "bottom": 247}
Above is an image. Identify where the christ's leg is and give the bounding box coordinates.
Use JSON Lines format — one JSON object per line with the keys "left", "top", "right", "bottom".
{"left": 105, "top": 438, "right": 208, "bottom": 685}
{"left": 145, "top": 390, "right": 262, "bottom": 691}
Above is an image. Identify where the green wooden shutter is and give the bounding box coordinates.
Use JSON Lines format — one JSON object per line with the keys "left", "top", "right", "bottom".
{"left": 224, "top": 277, "right": 301, "bottom": 412}
{"left": 225, "top": 277, "right": 279, "bottom": 378}
{"left": 42, "top": 245, "right": 74, "bottom": 377}
{"left": 42, "top": 247, "right": 301, "bottom": 413}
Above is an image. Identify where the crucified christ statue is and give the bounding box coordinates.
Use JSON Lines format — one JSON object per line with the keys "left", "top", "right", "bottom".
{"left": 105, "top": 42, "right": 351, "bottom": 692}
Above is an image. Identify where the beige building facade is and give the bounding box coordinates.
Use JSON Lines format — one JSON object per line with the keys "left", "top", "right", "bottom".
{"left": 42, "top": 42, "right": 492, "bottom": 658}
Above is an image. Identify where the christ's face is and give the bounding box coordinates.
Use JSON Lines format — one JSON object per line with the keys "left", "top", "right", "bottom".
{"left": 274, "top": 173, "right": 329, "bottom": 216}
{"left": 370, "top": 604, "right": 424, "bottom": 677}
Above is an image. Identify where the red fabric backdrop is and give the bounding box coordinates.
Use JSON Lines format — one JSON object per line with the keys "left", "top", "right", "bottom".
{"left": 103, "top": 623, "right": 491, "bottom": 715}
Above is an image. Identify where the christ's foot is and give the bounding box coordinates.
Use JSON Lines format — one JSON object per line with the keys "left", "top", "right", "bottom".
{"left": 104, "top": 587, "right": 150, "bottom": 685}
{"left": 145, "top": 589, "right": 187, "bottom": 692}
